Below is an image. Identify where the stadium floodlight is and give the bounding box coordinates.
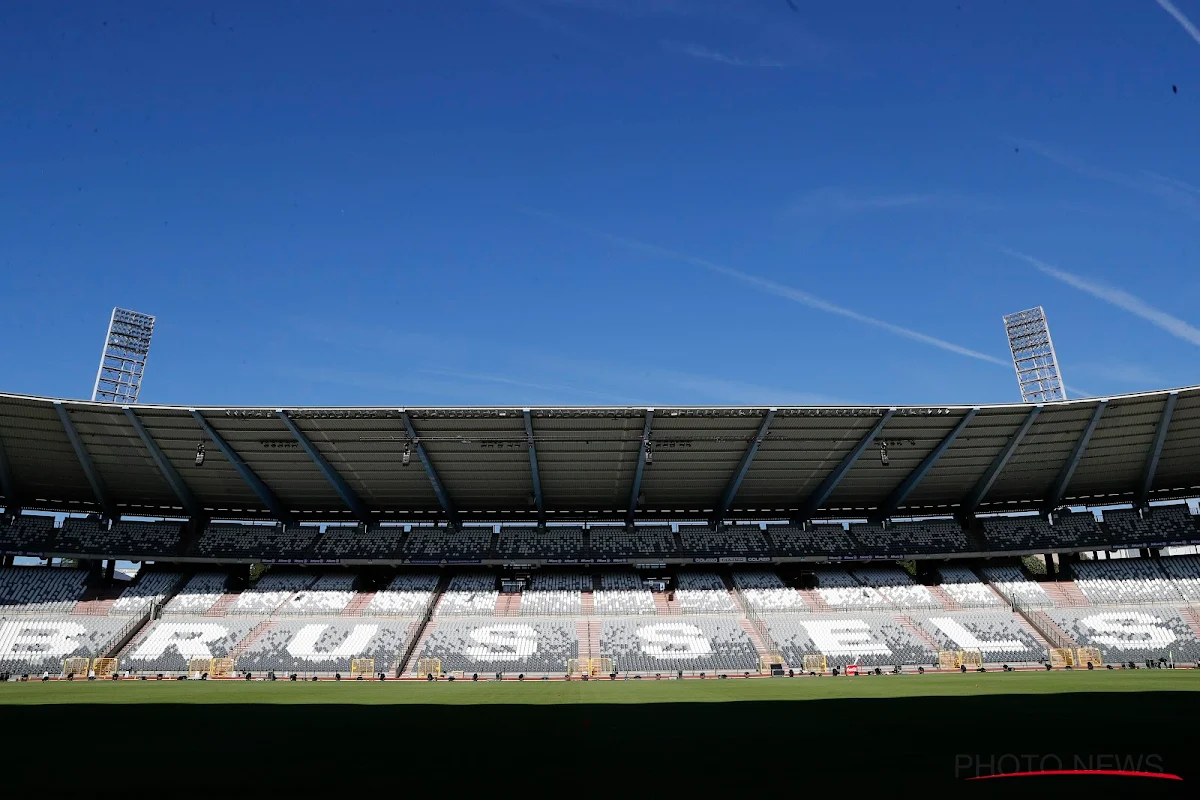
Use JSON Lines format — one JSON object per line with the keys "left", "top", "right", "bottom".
{"left": 91, "top": 307, "right": 156, "bottom": 404}
{"left": 195, "top": 442, "right": 206, "bottom": 467}
{"left": 1003, "top": 306, "right": 1067, "bottom": 403}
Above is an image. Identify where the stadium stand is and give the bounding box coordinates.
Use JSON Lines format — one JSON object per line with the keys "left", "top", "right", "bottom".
{"left": 593, "top": 571, "right": 656, "bottom": 615}
{"left": 1071, "top": 559, "right": 1182, "bottom": 605}
{"left": 495, "top": 527, "right": 583, "bottom": 559}
{"left": 521, "top": 572, "right": 586, "bottom": 616}
{"left": 123, "top": 617, "right": 260, "bottom": 674}
{"left": 194, "top": 524, "right": 317, "bottom": 560}
{"left": 109, "top": 571, "right": 183, "bottom": 616}
{"left": 914, "top": 612, "right": 1048, "bottom": 663}
{"left": 674, "top": 571, "right": 737, "bottom": 613}
{"left": 935, "top": 565, "right": 1005, "bottom": 608}
{"left": 404, "top": 527, "right": 493, "bottom": 560}
{"left": 600, "top": 616, "right": 759, "bottom": 673}
{"left": 1047, "top": 606, "right": 1200, "bottom": 663}
{"left": 980, "top": 566, "right": 1053, "bottom": 608}
{"left": 1103, "top": 505, "right": 1198, "bottom": 546}
{"left": 162, "top": 572, "right": 229, "bottom": 616}
{"left": 730, "top": 570, "right": 809, "bottom": 612}
{"left": 57, "top": 518, "right": 182, "bottom": 557}
{"left": 234, "top": 618, "right": 414, "bottom": 675}
{"left": 1158, "top": 555, "right": 1200, "bottom": 602}
{"left": 314, "top": 525, "right": 403, "bottom": 560}
{"left": 1050, "top": 511, "right": 1109, "bottom": 548}
{"left": 764, "top": 613, "right": 937, "bottom": 669}
{"left": 276, "top": 573, "right": 358, "bottom": 615}
{"left": 814, "top": 569, "right": 890, "bottom": 609}
{"left": 436, "top": 573, "right": 498, "bottom": 615}
{"left": 849, "top": 567, "right": 941, "bottom": 610}
{"left": 229, "top": 573, "right": 315, "bottom": 615}
{"left": 587, "top": 526, "right": 677, "bottom": 559}
{"left": 850, "top": 520, "right": 970, "bottom": 555}
{"left": 413, "top": 617, "right": 577, "bottom": 675}
{"left": 0, "top": 514, "right": 56, "bottom": 554}
{"left": 982, "top": 515, "right": 1066, "bottom": 551}
{"left": 0, "top": 565, "right": 88, "bottom": 615}
{"left": 769, "top": 525, "right": 853, "bottom": 557}
{"left": 0, "top": 617, "right": 133, "bottom": 674}
{"left": 679, "top": 526, "right": 769, "bottom": 556}
{"left": 363, "top": 573, "right": 440, "bottom": 617}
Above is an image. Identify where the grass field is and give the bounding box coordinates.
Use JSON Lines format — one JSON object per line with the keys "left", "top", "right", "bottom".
{"left": 3, "top": 671, "right": 1196, "bottom": 793}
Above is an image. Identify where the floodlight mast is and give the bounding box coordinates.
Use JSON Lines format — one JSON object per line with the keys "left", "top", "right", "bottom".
{"left": 91, "top": 307, "right": 156, "bottom": 403}
{"left": 1003, "top": 306, "right": 1067, "bottom": 403}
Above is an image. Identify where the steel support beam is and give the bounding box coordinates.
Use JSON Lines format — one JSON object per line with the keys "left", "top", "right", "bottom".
{"left": 1137, "top": 392, "right": 1177, "bottom": 508}
{"left": 523, "top": 409, "right": 545, "bottom": 525}
{"left": 0, "top": 432, "right": 17, "bottom": 515}
{"left": 123, "top": 407, "right": 200, "bottom": 518}
{"left": 872, "top": 409, "right": 979, "bottom": 523}
{"left": 1042, "top": 400, "right": 1108, "bottom": 514}
{"left": 400, "top": 410, "right": 458, "bottom": 527}
{"left": 277, "top": 410, "right": 371, "bottom": 525}
{"left": 626, "top": 409, "right": 655, "bottom": 525}
{"left": 713, "top": 409, "right": 775, "bottom": 525}
{"left": 55, "top": 402, "right": 118, "bottom": 520}
{"left": 961, "top": 405, "right": 1042, "bottom": 516}
{"left": 190, "top": 410, "right": 293, "bottom": 525}
{"left": 797, "top": 409, "right": 894, "bottom": 522}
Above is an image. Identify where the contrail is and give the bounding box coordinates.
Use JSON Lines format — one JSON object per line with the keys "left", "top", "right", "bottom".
{"left": 522, "top": 209, "right": 1010, "bottom": 366}
{"left": 1004, "top": 248, "right": 1200, "bottom": 347}
{"left": 1156, "top": 0, "right": 1200, "bottom": 47}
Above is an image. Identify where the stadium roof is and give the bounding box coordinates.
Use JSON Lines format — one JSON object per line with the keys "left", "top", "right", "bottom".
{"left": 1, "top": 387, "right": 1198, "bottom": 523}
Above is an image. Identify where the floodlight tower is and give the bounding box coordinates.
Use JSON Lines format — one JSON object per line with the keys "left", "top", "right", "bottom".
{"left": 91, "top": 308, "right": 156, "bottom": 403}
{"left": 1003, "top": 306, "right": 1066, "bottom": 403}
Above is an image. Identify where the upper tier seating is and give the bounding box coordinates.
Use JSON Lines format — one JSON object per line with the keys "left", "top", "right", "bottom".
{"left": 587, "top": 527, "right": 677, "bottom": 559}
{"left": 363, "top": 573, "right": 440, "bottom": 617}
{"left": 935, "top": 566, "right": 1005, "bottom": 608}
{"left": 764, "top": 613, "right": 937, "bottom": 669}
{"left": 594, "top": 572, "right": 656, "bottom": 615}
{"left": 979, "top": 566, "right": 1053, "bottom": 608}
{"left": 495, "top": 528, "right": 584, "bottom": 559}
{"left": 1071, "top": 559, "right": 1181, "bottom": 605}
{"left": 314, "top": 526, "right": 403, "bottom": 560}
{"left": 521, "top": 572, "right": 586, "bottom": 616}
{"left": 600, "top": 616, "right": 759, "bottom": 673}
{"left": 109, "top": 572, "right": 184, "bottom": 616}
{"left": 913, "top": 612, "right": 1047, "bottom": 662}
{"left": 982, "top": 516, "right": 1067, "bottom": 551}
{"left": 0, "top": 566, "right": 88, "bottom": 615}
{"left": 194, "top": 524, "right": 317, "bottom": 560}
{"left": 57, "top": 518, "right": 182, "bottom": 557}
{"left": 234, "top": 618, "right": 414, "bottom": 674}
{"left": 413, "top": 617, "right": 577, "bottom": 674}
{"left": 0, "top": 617, "right": 132, "bottom": 674}
{"left": 0, "top": 515, "right": 56, "bottom": 554}
{"left": 1103, "top": 505, "right": 1197, "bottom": 546}
{"left": 679, "top": 527, "right": 768, "bottom": 556}
{"left": 123, "top": 616, "right": 260, "bottom": 673}
{"left": 436, "top": 573, "right": 498, "bottom": 615}
{"left": 769, "top": 525, "right": 853, "bottom": 557}
{"left": 276, "top": 573, "right": 358, "bottom": 615}
{"left": 674, "top": 571, "right": 736, "bottom": 614}
{"left": 162, "top": 572, "right": 229, "bottom": 615}
{"left": 404, "top": 528, "right": 493, "bottom": 560}
{"left": 229, "top": 573, "right": 315, "bottom": 615}
{"left": 1048, "top": 606, "right": 1200, "bottom": 663}
{"left": 849, "top": 567, "right": 940, "bottom": 610}
{"left": 1050, "top": 511, "right": 1109, "bottom": 548}
{"left": 814, "top": 569, "right": 890, "bottom": 609}
{"left": 850, "top": 521, "right": 970, "bottom": 556}
{"left": 730, "top": 570, "right": 808, "bottom": 612}
{"left": 1158, "top": 555, "right": 1200, "bottom": 602}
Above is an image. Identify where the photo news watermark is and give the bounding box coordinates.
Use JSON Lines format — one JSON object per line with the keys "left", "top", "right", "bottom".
{"left": 956, "top": 753, "right": 1180, "bottom": 781}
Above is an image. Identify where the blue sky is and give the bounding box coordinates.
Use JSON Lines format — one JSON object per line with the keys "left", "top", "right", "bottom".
{"left": 1, "top": 0, "right": 1198, "bottom": 408}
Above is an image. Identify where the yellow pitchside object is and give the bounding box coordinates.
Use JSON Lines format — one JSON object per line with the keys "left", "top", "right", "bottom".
{"left": 350, "top": 658, "right": 376, "bottom": 678}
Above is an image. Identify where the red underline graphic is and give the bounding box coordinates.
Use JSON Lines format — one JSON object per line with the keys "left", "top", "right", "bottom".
{"left": 966, "top": 770, "right": 1182, "bottom": 781}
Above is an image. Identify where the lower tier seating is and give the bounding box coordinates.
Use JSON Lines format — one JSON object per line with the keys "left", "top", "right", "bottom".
{"left": 914, "top": 612, "right": 1047, "bottom": 662}
{"left": 363, "top": 573, "right": 440, "bottom": 616}
{"left": 1071, "top": 559, "right": 1181, "bottom": 605}
{"left": 764, "top": 613, "right": 936, "bottom": 669}
{"left": 413, "top": 617, "right": 577, "bottom": 674}
{"left": 1047, "top": 606, "right": 1200, "bottom": 664}
{"left": 600, "top": 616, "right": 759, "bottom": 673}
{"left": 594, "top": 572, "right": 656, "bottom": 615}
{"left": 731, "top": 570, "right": 808, "bottom": 612}
{"left": 980, "top": 566, "right": 1053, "bottom": 608}
{"left": 0, "top": 616, "right": 131, "bottom": 674}
{"left": 936, "top": 566, "right": 1005, "bottom": 608}
{"left": 436, "top": 573, "right": 498, "bottom": 615}
{"left": 162, "top": 572, "right": 229, "bottom": 616}
{"left": 109, "top": 572, "right": 183, "bottom": 616}
{"left": 235, "top": 618, "right": 414, "bottom": 674}
{"left": 123, "top": 617, "right": 261, "bottom": 673}
{"left": 0, "top": 566, "right": 88, "bottom": 615}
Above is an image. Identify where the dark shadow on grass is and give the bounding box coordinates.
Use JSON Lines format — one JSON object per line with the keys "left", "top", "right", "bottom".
{"left": 2, "top": 693, "right": 1194, "bottom": 793}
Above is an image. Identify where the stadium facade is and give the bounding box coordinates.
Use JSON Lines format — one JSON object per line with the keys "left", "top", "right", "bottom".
{"left": 2, "top": 387, "right": 1200, "bottom": 680}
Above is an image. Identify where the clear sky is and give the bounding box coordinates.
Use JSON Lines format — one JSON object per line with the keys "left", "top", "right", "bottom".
{"left": 1, "top": 1, "right": 1198, "bottom": 408}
